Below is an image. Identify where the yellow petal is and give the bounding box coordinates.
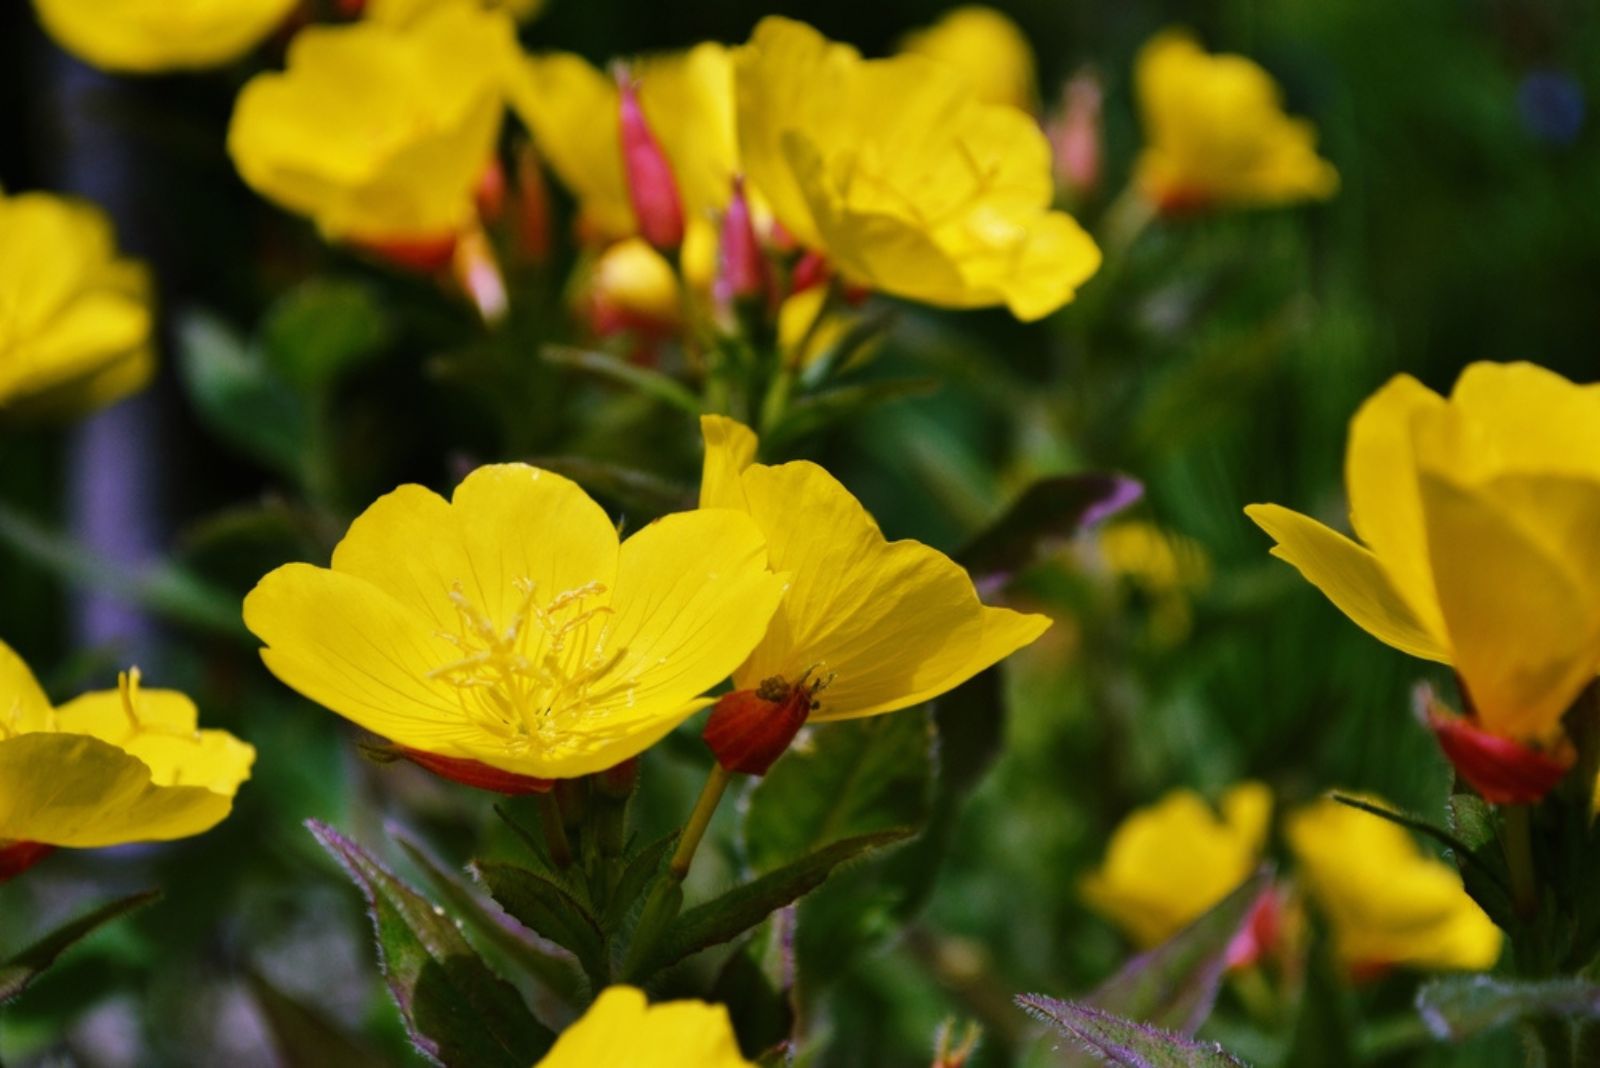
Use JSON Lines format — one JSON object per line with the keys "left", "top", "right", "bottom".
{"left": 537, "top": 986, "right": 752, "bottom": 1068}
{"left": 511, "top": 53, "right": 634, "bottom": 239}
{"left": 636, "top": 43, "right": 739, "bottom": 221}
{"left": 53, "top": 687, "right": 256, "bottom": 794}
{"left": 33, "top": 0, "right": 297, "bottom": 74}
{"left": 698, "top": 414, "right": 759, "bottom": 510}
{"left": 1244, "top": 503, "right": 1449, "bottom": 663}
{"left": 1445, "top": 361, "right": 1600, "bottom": 481}
{"left": 0, "top": 733, "right": 245, "bottom": 848}
{"left": 0, "top": 639, "right": 54, "bottom": 734}
{"left": 899, "top": 5, "right": 1038, "bottom": 113}
{"left": 729, "top": 456, "right": 1049, "bottom": 720}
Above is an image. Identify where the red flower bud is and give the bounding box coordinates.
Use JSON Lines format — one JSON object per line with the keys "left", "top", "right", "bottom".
{"left": 790, "top": 249, "right": 830, "bottom": 296}
{"left": 1421, "top": 688, "right": 1573, "bottom": 805}
{"left": 594, "top": 756, "right": 641, "bottom": 800}
{"left": 397, "top": 747, "right": 554, "bottom": 795}
{"left": 1224, "top": 882, "right": 1284, "bottom": 971}
{"left": 0, "top": 841, "right": 54, "bottom": 883}
{"left": 356, "top": 234, "right": 459, "bottom": 274}
{"left": 475, "top": 158, "right": 508, "bottom": 223}
{"left": 703, "top": 674, "right": 817, "bottom": 776}
{"left": 617, "top": 70, "right": 685, "bottom": 249}
{"left": 715, "top": 176, "right": 769, "bottom": 307}
{"left": 513, "top": 141, "right": 553, "bottom": 264}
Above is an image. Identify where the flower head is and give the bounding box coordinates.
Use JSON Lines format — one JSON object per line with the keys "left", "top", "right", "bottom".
{"left": 0, "top": 191, "right": 153, "bottom": 418}
{"left": 900, "top": 5, "right": 1038, "bottom": 113}
{"left": 0, "top": 640, "right": 254, "bottom": 869}
{"left": 1081, "top": 782, "right": 1271, "bottom": 948}
{"left": 228, "top": 6, "right": 515, "bottom": 246}
{"left": 32, "top": 0, "right": 295, "bottom": 73}
{"left": 1135, "top": 30, "right": 1337, "bottom": 213}
{"left": 244, "top": 464, "right": 785, "bottom": 785}
{"left": 697, "top": 416, "right": 1049, "bottom": 772}
{"left": 1246, "top": 363, "right": 1600, "bottom": 775}
{"left": 735, "top": 17, "right": 1099, "bottom": 321}
{"left": 537, "top": 986, "right": 750, "bottom": 1068}
{"left": 1287, "top": 796, "right": 1501, "bottom": 974}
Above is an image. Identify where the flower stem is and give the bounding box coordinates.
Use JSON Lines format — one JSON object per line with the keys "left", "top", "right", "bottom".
{"left": 1503, "top": 804, "right": 1538, "bottom": 920}
{"left": 537, "top": 792, "right": 573, "bottom": 869}
{"left": 670, "top": 764, "right": 733, "bottom": 880}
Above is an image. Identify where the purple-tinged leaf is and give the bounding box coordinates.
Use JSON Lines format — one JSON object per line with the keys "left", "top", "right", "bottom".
{"left": 0, "top": 889, "right": 159, "bottom": 1005}
{"left": 1017, "top": 996, "right": 1249, "bottom": 1068}
{"left": 1417, "top": 975, "right": 1600, "bottom": 1042}
{"left": 307, "top": 820, "right": 552, "bottom": 1067}
{"left": 959, "top": 473, "right": 1143, "bottom": 591}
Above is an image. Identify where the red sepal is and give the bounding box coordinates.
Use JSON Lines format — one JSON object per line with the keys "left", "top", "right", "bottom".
{"left": 1426, "top": 709, "right": 1572, "bottom": 805}
{"left": 355, "top": 234, "right": 459, "bottom": 274}
{"left": 1225, "top": 883, "right": 1283, "bottom": 971}
{"left": 398, "top": 748, "right": 554, "bottom": 795}
{"left": 0, "top": 841, "right": 55, "bottom": 883}
{"left": 703, "top": 678, "right": 815, "bottom": 776}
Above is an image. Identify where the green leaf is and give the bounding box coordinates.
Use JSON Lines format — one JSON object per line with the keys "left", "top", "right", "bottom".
{"left": 957, "top": 473, "right": 1143, "bottom": 585}
{"left": 308, "top": 820, "right": 553, "bottom": 1067}
{"left": 651, "top": 828, "right": 914, "bottom": 971}
{"left": 1017, "top": 995, "right": 1249, "bottom": 1067}
{"left": 473, "top": 861, "right": 609, "bottom": 987}
{"left": 743, "top": 711, "right": 935, "bottom": 875}
{"left": 1084, "top": 871, "right": 1272, "bottom": 1038}
{"left": 1416, "top": 976, "right": 1600, "bottom": 1042}
{"left": 392, "top": 828, "right": 584, "bottom": 1005}
{"left": 706, "top": 946, "right": 796, "bottom": 1060}
{"left": 541, "top": 344, "right": 703, "bottom": 416}
{"left": 261, "top": 279, "right": 392, "bottom": 392}
{"left": 765, "top": 377, "right": 940, "bottom": 449}
{"left": 601, "top": 831, "right": 679, "bottom": 934}
{"left": 177, "top": 312, "right": 307, "bottom": 475}
{"left": 246, "top": 970, "right": 392, "bottom": 1068}
{"left": 0, "top": 890, "right": 159, "bottom": 1005}
{"left": 1281, "top": 915, "right": 1357, "bottom": 1068}
{"left": 1445, "top": 792, "right": 1518, "bottom": 931}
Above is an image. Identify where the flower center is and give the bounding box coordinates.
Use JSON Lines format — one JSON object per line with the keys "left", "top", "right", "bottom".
{"left": 428, "top": 578, "right": 633, "bottom": 753}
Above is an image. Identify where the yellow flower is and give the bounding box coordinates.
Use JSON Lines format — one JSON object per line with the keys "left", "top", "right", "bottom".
{"left": 32, "top": 0, "right": 295, "bottom": 74}
{"left": 510, "top": 45, "right": 738, "bottom": 245}
{"left": 1081, "top": 782, "right": 1271, "bottom": 947}
{"left": 696, "top": 416, "right": 1048, "bottom": 771}
{"left": 1246, "top": 363, "right": 1600, "bottom": 747}
{"left": 243, "top": 464, "right": 786, "bottom": 783}
{"left": 537, "top": 986, "right": 750, "bottom": 1068}
{"left": 228, "top": 6, "right": 515, "bottom": 244}
{"left": 1287, "top": 796, "right": 1501, "bottom": 973}
{"left": 0, "top": 191, "right": 153, "bottom": 418}
{"left": 1134, "top": 29, "right": 1337, "bottom": 213}
{"left": 900, "top": 5, "right": 1038, "bottom": 113}
{"left": 735, "top": 17, "right": 1099, "bottom": 321}
{"left": 1097, "top": 520, "right": 1212, "bottom": 647}
{"left": 367, "top": 0, "right": 543, "bottom": 25}
{"left": 0, "top": 640, "right": 254, "bottom": 851}
{"left": 585, "top": 238, "right": 683, "bottom": 338}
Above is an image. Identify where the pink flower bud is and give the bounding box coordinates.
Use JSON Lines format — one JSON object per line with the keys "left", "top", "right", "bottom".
{"left": 1048, "top": 68, "right": 1103, "bottom": 199}
{"left": 715, "top": 175, "right": 769, "bottom": 306}
{"left": 616, "top": 70, "right": 685, "bottom": 249}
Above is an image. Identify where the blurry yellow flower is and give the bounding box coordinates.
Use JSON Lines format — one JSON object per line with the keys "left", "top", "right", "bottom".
{"left": 244, "top": 464, "right": 785, "bottom": 783}
{"left": 1081, "top": 782, "right": 1271, "bottom": 947}
{"left": 0, "top": 640, "right": 254, "bottom": 852}
{"left": 1287, "top": 796, "right": 1501, "bottom": 973}
{"left": 0, "top": 191, "right": 153, "bottom": 417}
{"left": 777, "top": 286, "right": 850, "bottom": 369}
{"left": 586, "top": 238, "right": 683, "bottom": 338}
{"left": 367, "top": 0, "right": 544, "bottom": 25}
{"left": 32, "top": 0, "right": 295, "bottom": 74}
{"left": 537, "top": 986, "right": 751, "bottom": 1068}
{"left": 1247, "top": 363, "right": 1600, "bottom": 748}
{"left": 1098, "top": 520, "right": 1212, "bottom": 647}
{"left": 1134, "top": 30, "right": 1337, "bottom": 213}
{"left": 736, "top": 17, "right": 1098, "bottom": 321}
{"left": 510, "top": 45, "right": 737, "bottom": 244}
{"left": 228, "top": 6, "right": 515, "bottom": 244}
{"left": 900, "top": 5, "right": 1038, "bottom": 113}
{"left": 697, "top": 416, "right": 1048, "bottom": 772}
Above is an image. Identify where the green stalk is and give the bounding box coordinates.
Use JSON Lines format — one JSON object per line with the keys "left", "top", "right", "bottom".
{"left": 536, "top": 792, "right": 573, "bottom": 869}
{"left": 670, "top": 764, "right": 733, "bottom": 880}
{"left": 1503, "top": 804, "right": 1538, "bottom": 921}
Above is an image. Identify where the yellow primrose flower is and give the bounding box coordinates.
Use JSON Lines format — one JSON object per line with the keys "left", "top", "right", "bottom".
{"left": 1097, "top": 520, "right": 1212, "bottom": 647}
{"left": 243, "top": 464, "right": 786, "bottom": 786}
{"left": 900, "top": 5, "right": 1038, "bottom": 113}
{"left": 32, "top": 0, "right": 295, "bottom": 74}
{"left": 0, "top": 640, "right": 254, "bottom": 867}
{"left": 696, "top": 415, "right": 1050, "bottom": 773}
{"left": 0, "top": 191, "right": 153, "bottom": 418}
{"left": 1287, "top": 796, "right": 1501, "bottom": 974}
{"left": 1246, "top": 363, "right": 1600, "bottom": 755}
{"left": 735, "top": 17, "right": 1099, "bottom": 321}
{"left": 366, "top": 0, "right": 544, "bottom": 25}
{"left": 1134, "top": 30, "right": 1337, "bottom": 213}
{"left": 228, "top": 6, "right": 515, "bottom": 245}
{"left": 537, "top": 986, "right": 751, "bottom": 1068}
{"left": 1081, "top": 782, "right": 1271, "bottom": 947}
{"left": 510, "top": 44, "right": 737, "bottom": 245}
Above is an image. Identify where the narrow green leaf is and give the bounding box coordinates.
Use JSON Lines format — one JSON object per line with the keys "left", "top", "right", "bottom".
{"left": 541, "top": 344, "right": 702, "bottom": 415}
{"left": 957, "top": 473, "right": 1143, "bottom": 584}
{"left": 246, "top": 970, "right": 392, "bottom": 1068}
{"left": 308, "top": 820, "right": 553, "bottom": 1068}
{"left": 1332, "top": 793, "right": 1509, "bottom": 890}
{"left": 601, "top": 831, "right": 679, "bottom": 934}
{"left": 652, "top": 828, "right": 914, "bottom": 971}
{"left": 1417, "top": 976, "right": 1600, "bottom": 1042}
{"left": 1018, "top": 995, "right": 1249, "bottom": 1067}
{"left": 473, "top": 861, "right": 608, "bottom": 986}
{"left": 0, "top": 890, "right": 159, "bottom": 1005}
{"left": 261, "top": 279, "right": 391, "bottom": 391}
{"left": 765, "top": 377, "right": 939, "bottom": 449}
{"left": 177, "top": 312, "right": 307, "bottom": 475}
{"left": 743, "top": 711, "right": 934, "bottom": 875}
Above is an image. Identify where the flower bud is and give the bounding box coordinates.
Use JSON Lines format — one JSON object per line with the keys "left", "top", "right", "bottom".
{"left": 702, "top": 674, "right": 817, "bottom": 776}
{"left": 512, "top": 141, "right": 553, "bottom": 264}
{"left": 586, "top": 237, "right": 682, "bottom": 340}
{"left": 474, "top": 158, "right": 508, "bottom": 223}
{"left": 1224, "top": 882, "right": 1285, "bottom": 971}
{"left": 594, "top": 756, "right": 641, "bottom": 800}
{"left": 1420, "top": 686, "right": 1573, "bottom": 805}
{"left": 715, "top": 175, "right": 770, "bottom": 308}
{"left": 1048, "top": 68, "right": 1103, "bottom": 200}
{"left": 616, "top": 69, "right": 685, "bottom": 249}
{"left": 397, "top": 746, "right": 554, "bottom": 795}
{"left": 790, "top": 250, "right": 830, "bottom": 295}
{"left": 357, "top": 234, "right": 459, "bottom": 274}
{"left": 452, "top": 227, "right": 509, "bottom": 324}
{"left": 0, "top": 841, "right": 54, "bottom": 884}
